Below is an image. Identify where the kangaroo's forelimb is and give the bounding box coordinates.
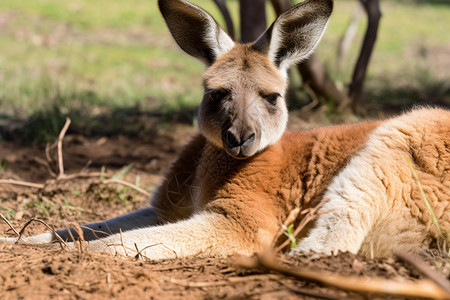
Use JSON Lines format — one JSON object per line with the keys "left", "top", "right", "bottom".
{"left": 0, "top": 207, "right": 162, "bottom": 244}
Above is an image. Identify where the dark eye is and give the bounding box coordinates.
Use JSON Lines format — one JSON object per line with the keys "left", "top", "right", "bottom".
{"left": 261, "top": 92, "right": 281, "bottom": 106}
{"left": 205, "top": 89, "right": 228, "bottom": 102}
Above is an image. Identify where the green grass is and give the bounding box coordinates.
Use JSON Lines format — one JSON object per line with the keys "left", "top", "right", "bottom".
{"left": 407, "top": 159, "right": 444, "bottom": 238}
{"left": 283, "top": 224, "right": 297, "bottom": 249}
{"left": 0, "top": 0, "right": 214, "bottom": 118}
{"left": 0, "top": 0, "right": 448, "bottom": 141}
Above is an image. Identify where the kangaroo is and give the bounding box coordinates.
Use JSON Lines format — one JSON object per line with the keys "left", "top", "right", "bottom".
{"left": 1, "top": 0, "right": 449, "bottom": 260}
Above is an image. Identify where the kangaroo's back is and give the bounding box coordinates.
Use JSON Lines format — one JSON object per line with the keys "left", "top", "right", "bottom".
{"left": 295, "top": 107, "right": 450, "bottom": 256}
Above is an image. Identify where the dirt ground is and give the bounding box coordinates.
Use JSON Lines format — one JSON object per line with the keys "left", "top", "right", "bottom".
{"left": 1, "top": 113, "right": 450, "bottom": 300}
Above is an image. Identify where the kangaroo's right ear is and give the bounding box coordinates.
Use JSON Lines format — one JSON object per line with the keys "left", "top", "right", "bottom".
{"left": 253, "top": 0, "right": 333, "bottom": 73}
{"left": 158, "top": 0, "right": 234, "bottom": 66}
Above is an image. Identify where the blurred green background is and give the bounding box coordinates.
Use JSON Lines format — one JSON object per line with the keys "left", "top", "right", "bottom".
{"left": 0, "top": 0, "right": 448, "bottom": 142}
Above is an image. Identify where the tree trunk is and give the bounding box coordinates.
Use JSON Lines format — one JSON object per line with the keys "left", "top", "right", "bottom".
{"left": 270, "top": 0, "right": 292, "bottom": 16}
{"left": 212, "top": 0, "right": 236, "bottom": 40}
{"left": 337, "top": 5, "right": 363, "bottom": 72}
{"left": 240, "top": 0, "right": 266, "bottom": 43}
{"left": 348, "top": 0, "right": 382, "bottom": 113}
{"left": 298, "top": 56, "right": 350, "bottom": 111}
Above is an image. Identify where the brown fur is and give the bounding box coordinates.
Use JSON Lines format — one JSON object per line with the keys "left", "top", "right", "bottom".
{"left": 151, "top": 120, "right": 381, "bottom": 249}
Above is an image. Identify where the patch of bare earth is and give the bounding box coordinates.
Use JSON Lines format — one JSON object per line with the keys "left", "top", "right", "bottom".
{"left": 1, "top": 121, "right": 450, "bottom": 299}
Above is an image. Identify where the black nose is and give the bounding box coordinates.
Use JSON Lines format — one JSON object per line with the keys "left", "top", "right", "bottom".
{"left": 224, "top": 130, "right": 255, "bottom": 149}
{"left": 225, "top": 130, "right": 240, "bottom": 148}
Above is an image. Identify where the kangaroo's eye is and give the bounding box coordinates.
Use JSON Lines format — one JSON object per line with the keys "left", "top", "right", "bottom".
{"left": 261, "top": 92, "right": 281, "bottom": 106}
{"left": 205, "top": 89, "right": 228, "bottom": 102}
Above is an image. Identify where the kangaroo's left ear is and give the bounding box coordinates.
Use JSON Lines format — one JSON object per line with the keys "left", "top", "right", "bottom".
{"left": 253, "top": 0, "right": 333, "bottom": 72}
{"left": 158, "top": 0, "right": 234, "bottom": 66}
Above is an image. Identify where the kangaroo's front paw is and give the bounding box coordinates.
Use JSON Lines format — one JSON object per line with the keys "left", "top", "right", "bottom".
{"left": 0, "top": 236, "right": 20, "bottom": 244}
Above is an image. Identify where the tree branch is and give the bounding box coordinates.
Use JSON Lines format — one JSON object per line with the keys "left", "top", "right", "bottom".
{"left": 337, "top": 5, "right": 363, "bottom": 72}
{"left": 240, "top": 0, "right": 266, "bottom": 43}
{"left": 270, "top": 0, "right": 292, "bottom": 16}
{"left": 212, "top": 0, "right": 236, "bottom": 40}
{"left": 348, "top": 0, "right": 382, "bottom": 113}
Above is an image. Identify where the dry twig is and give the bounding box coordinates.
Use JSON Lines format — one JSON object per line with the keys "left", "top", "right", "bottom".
{"left": 272, "top": 207, "right": 300, "bottom": 249}
{"left": 281, "top": 283, "right": 360, "bottom": 300}
{"left": 151, "top": 263, "right": 208, "bottom": 272}
{"left": 395, "top": 251, "right": 450, "bottom": 294}
{"left": 71, "top": 223, "right": 85, "bottom": 242}
{"left": 34, "top": 157, "right": 58, "bottom": 178}
{"left": 0, "top": 213, "right": 21, "bottom": 238}
{"left": 1, "top": 116, "right": 149, "bottom": 203}
{"left": 18, "top": 217, "right": 68, "bottom": 250}
{"left": 276, "top": 203, "right": 323, "bottom": 252}
{"left": 133, "top": 242, "right": 178, "bottom": 260}
{"left": 67, "top": 223, "right": 87, "bottom": 254}
{"left": 103, "top": 178, "right": 151, "bottom": 197}
{"left": 302, "top": 83, "right": 320, "bottom": 112}
{"left": 236, "top": 251, "right": 450, "bottom": 299}
{"left": 45, "top": 142, "right": 56, "bottom": 165}
{"left": 57, "top": 118, "right": 71, "bottom": 178}
{"left": 56, "top": 172, "right": 105, "bottom": 182}
{"left": 0, "top": 179, "right": 44, "bottom": 189}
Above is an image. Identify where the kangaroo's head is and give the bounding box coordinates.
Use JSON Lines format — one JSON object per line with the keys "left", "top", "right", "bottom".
{"left": 159, "top": 0, "right": 333, "bottom": 159}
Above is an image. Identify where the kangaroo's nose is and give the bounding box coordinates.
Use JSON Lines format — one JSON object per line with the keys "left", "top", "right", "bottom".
{"left": 225, "top": 130, "right": 240, "bottom": 148}
{"left": 223, "top": 130, "right": 255, "bottom": 149}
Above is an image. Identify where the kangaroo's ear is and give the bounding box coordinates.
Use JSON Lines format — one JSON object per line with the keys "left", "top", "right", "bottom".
{"left": 158, "top": 0, "right": 234, "bottom": 66}
{"left": 253, "top": 0, "right": 333, "bottom": 72}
